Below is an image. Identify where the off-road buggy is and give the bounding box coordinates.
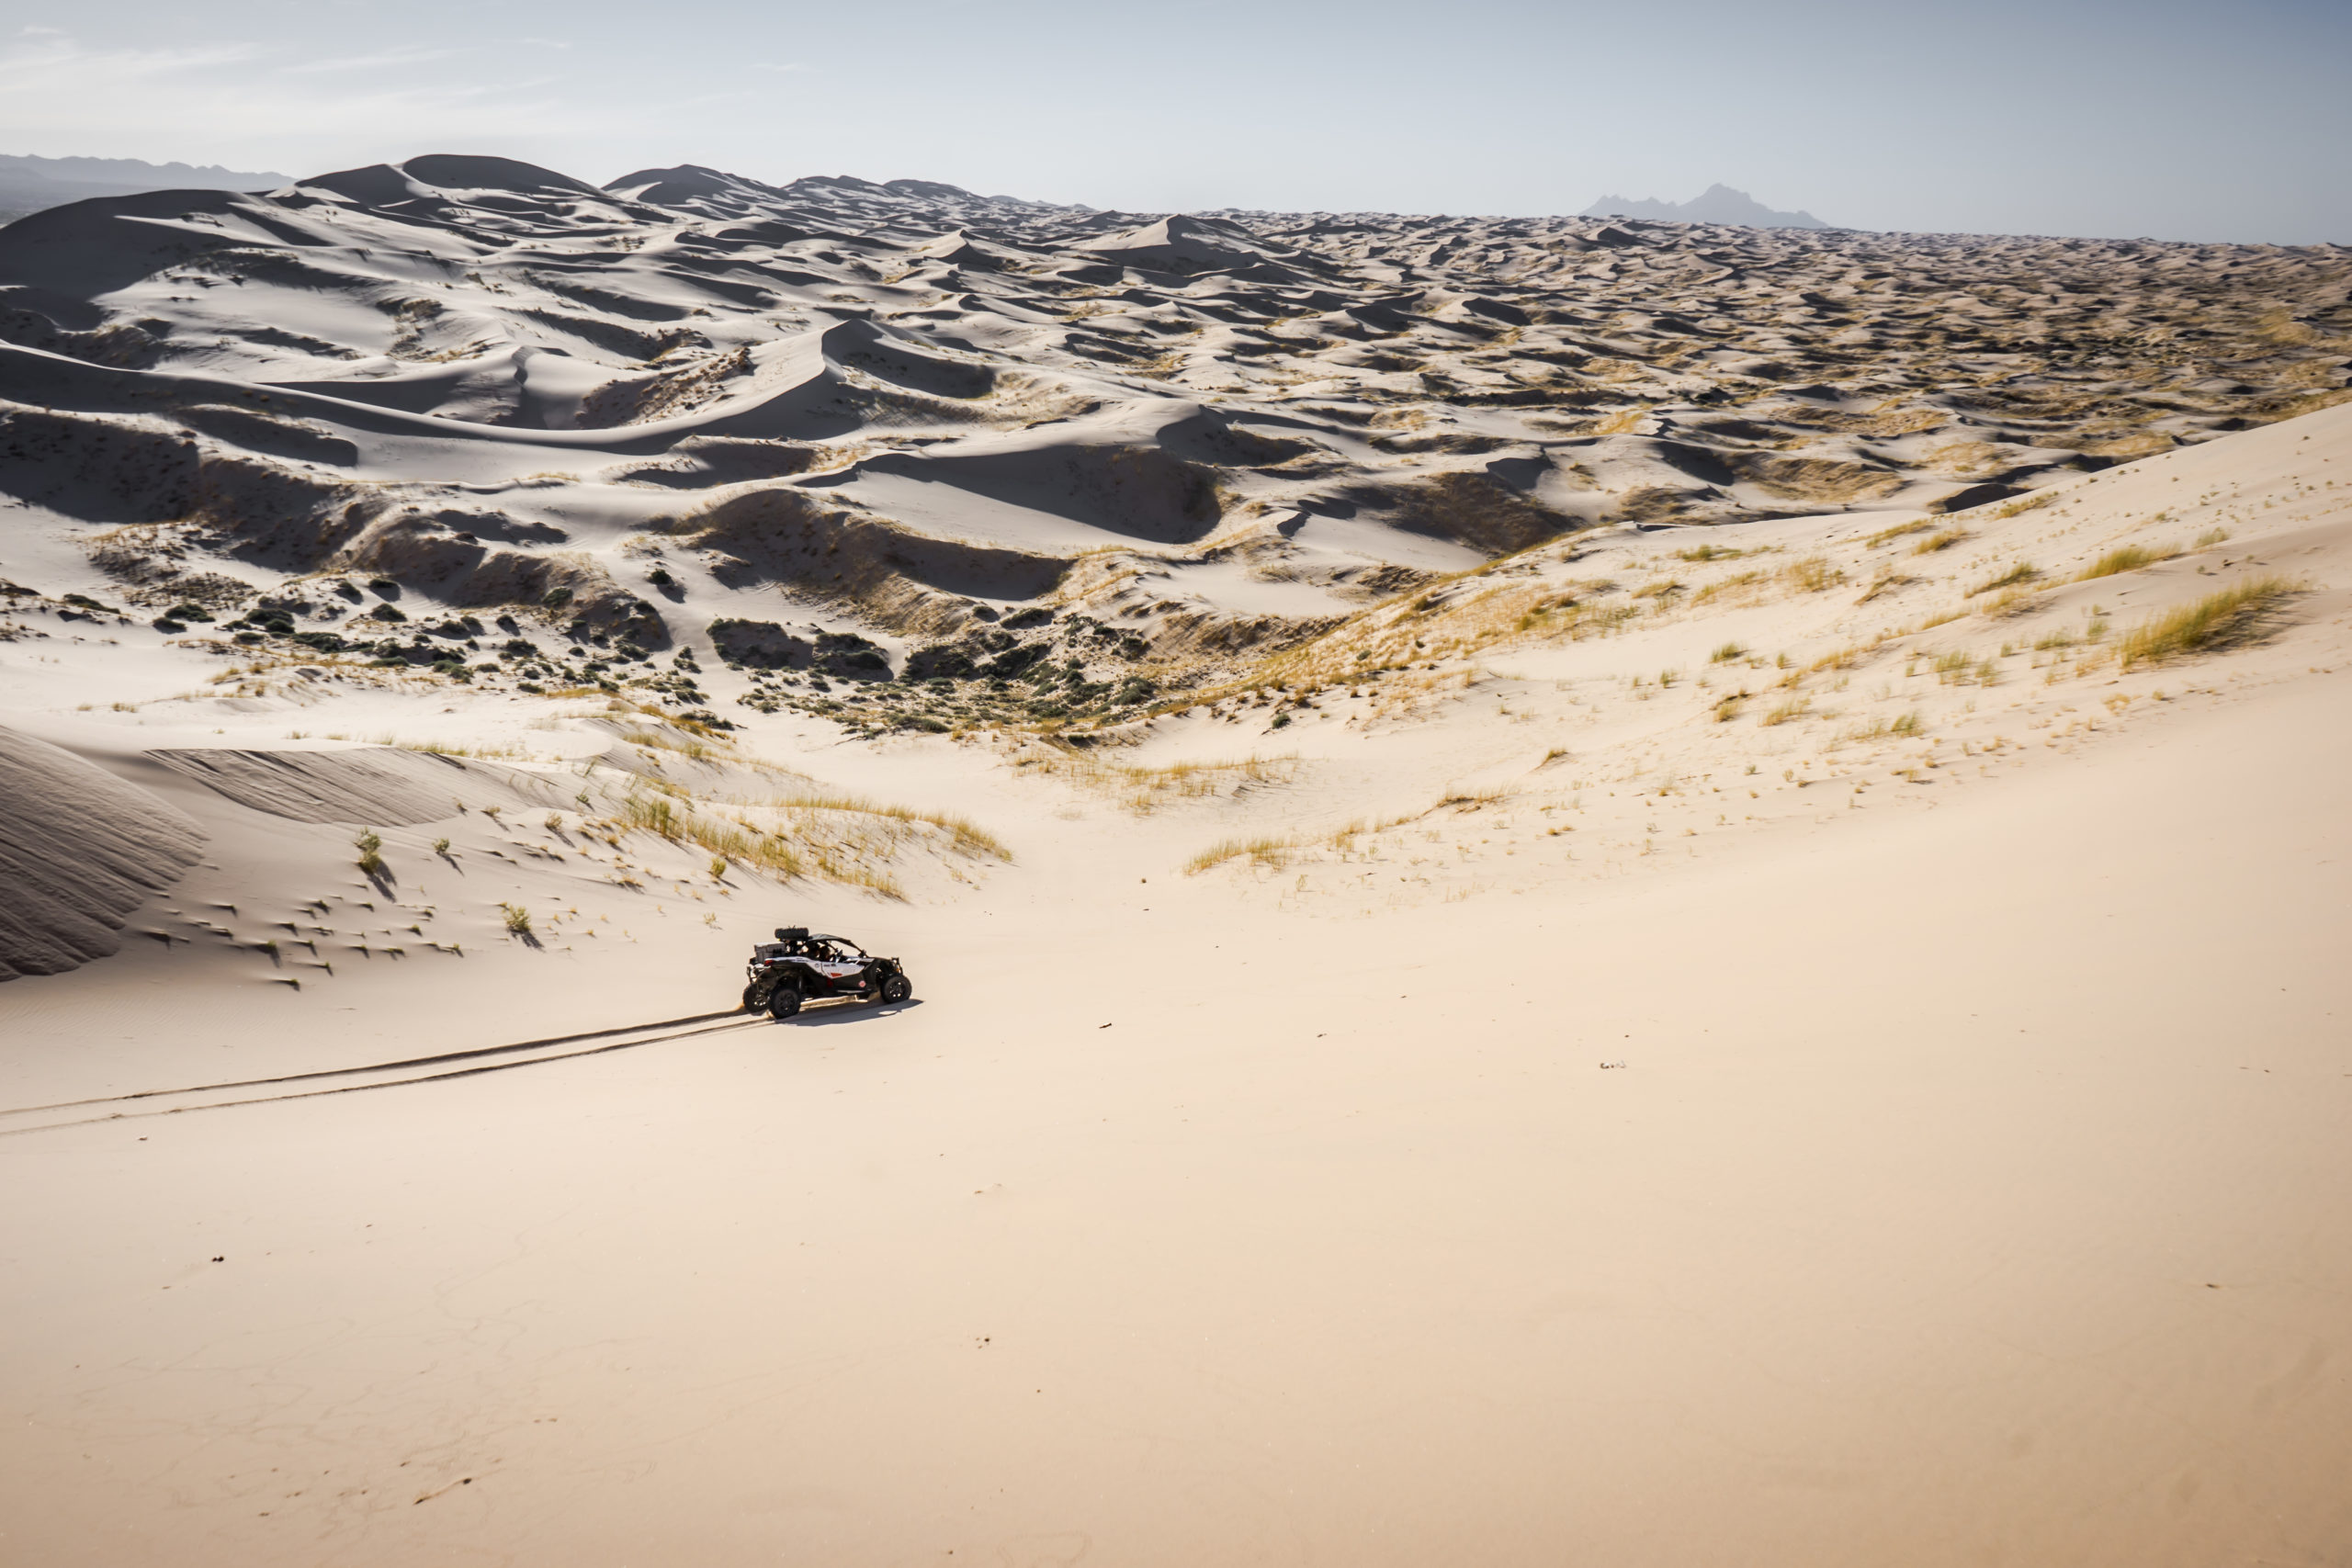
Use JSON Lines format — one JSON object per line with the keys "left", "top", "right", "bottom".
{"left": 742, "top": 927, "right": 913, "bottom": 1019}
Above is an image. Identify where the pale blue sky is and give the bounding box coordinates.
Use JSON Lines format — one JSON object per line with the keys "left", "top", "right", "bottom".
{"left": 4, "top": 0, "right": 2346, "bottom": 241}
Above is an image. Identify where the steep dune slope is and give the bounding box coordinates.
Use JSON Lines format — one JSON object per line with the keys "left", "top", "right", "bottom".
{"left": 0, "top": 726, "right": 204, "bottom": 978}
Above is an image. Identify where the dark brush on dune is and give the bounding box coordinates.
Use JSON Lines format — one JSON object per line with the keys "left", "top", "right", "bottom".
{"left": 0, "top": 153, "right": 2345, "bottom": 728}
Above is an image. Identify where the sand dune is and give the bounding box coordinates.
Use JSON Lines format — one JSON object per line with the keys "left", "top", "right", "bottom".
{"left": 2, "top": 152, "right": 2344, "bottom": 714}
{"left": 0, "top": 726, "right": 204, "bottom": 977}
{"left": 0, "top": 158, "right": 2348, "bottom": 1565}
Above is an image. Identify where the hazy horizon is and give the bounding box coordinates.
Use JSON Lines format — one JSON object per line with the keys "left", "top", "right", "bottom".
{"left": 4, "top": 0, "right": 2348, "bottom": 243}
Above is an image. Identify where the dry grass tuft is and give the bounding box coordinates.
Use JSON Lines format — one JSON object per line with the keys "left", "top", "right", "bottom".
{"left": 1016, "top": 750, "right": 1296, "bottom": 815}
{"left": 1866, "top": 519, "right": 1934, "bottom": 548}
{"left": 1784, "top": 556, "right": 1848, "bottom": 593}
{"left": 607, "top": 781, "right": 1004, "bottom": 901}
{"left": 1841, "top": 710, "right": 1925, "bottom": 744}
{"left": 620, "top": 728, "right": 714, "bottom": 761}
{"left": 1185, "top": 835, "right": 1302, "bottom": 874}
{"left": 387, "top": 738, "right": 533, "bottom": 761}
{"left": 1968, "top": 562, "right": 2039, "bottom": 597}
{"left": 1987, "top": 491, "right": 2058, "bottom": 520}
{"left": 1980, "top": 585, "right": 2037, "bottom": 618}
{"left": 2077, "top": 544, "right": 2173, "bottom": 581}
{"left": 1810, "top": 643, "right": 1864, "bottom": 672}
{"left": 2117, "top": 577, "right": 2293, "bottom": 668}
{"left": 767, "top": 792, "right": 1011, "bottom": 860}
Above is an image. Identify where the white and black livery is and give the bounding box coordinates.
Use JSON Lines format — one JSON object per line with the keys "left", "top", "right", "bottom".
{"left": 742, "top": 927, "right": 913, "bottom": 1019}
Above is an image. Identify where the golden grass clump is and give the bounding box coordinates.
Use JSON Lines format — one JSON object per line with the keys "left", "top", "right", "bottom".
{"left": 388, "top": 738, "right": 533, "bottom": 761}
{"left": 609, "top": 783, "right": 1005, "bottom": 901}
{"left": 1987, "top": 491, "right": 2058, "bottom": 520}
{"left": 1326, "top": 813, "right": 1416, "bottom": 848}
{"left": 1184, "top": 835, "right": 1301, "bottom": 874}
{"left": 620, "top": 794, "right": 679, "bottom": 838}
{"left": 1016, "top": 750, "right": 1296, "bottom": 815}
{"left": 1691, "top": 570, "right": 1765, "bottom": 605}
{"left": 1810, "top": 643, "right": 1862, "bottom": 672}
{"left": 1981, "top": 585, "right": 2036, "bottom": 618}
{"left": 2076, "top": 544, "right": 2172, "bottom": 581}
{"left": 1967, "top": 562, "right": 2038, "bottom": 597}
{"left": 620, "top": 728, "right": 713, "bottom": 761}
{"left": 1866, "top": 519, "right": 1934, "bottom": 548}
{"left": 1783, "top": 556, "right": 1848, "bottom": 592}
{"left": 2117, "top": 577, "right": 2292, "bottom": 669}
{"left": 1840, "top": 710, "right": 1925, "bottom": 744}
{"left": 1909, "top": 528, "right": 1967, "bottom": 556}
{"left": 768, "top": 792, "right": 1011, "bottom": 860}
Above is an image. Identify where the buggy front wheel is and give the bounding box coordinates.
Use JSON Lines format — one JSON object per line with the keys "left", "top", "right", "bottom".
{"left": 878, "top": 974, "right": 912, "bottom": 1004}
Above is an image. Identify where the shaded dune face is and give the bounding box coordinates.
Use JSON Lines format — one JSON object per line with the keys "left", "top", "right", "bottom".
{"left": 0, "top": 152, "right": 2342, "bottom": 670}
{"left": 854, "top": 441, "right": 1222, "bottom": 547}
{"left": 0, "top": 729, "right": 206, "bottom": 981}
{"left": 143, "top": 746, "right": 532, "bottom": 827}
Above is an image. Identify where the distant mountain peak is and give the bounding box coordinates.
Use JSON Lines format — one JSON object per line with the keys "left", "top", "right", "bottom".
{"left": 0, "top": 153, "right": 290, "bottom": 219}
{"left": 1580, "top": 184, "right": 1833, "bottom": 231}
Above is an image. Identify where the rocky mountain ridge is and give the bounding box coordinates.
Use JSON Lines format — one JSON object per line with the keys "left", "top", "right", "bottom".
{"left": 1582, "top": 183, "right": 1830, "bottom": 229}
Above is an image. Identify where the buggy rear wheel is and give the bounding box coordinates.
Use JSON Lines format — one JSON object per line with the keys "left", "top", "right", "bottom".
{"left": 741, "top": 983, "right": 760, "bottom": 1012}
{"left": 767, "top": 987, "right": 802, "bottom": 1021}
